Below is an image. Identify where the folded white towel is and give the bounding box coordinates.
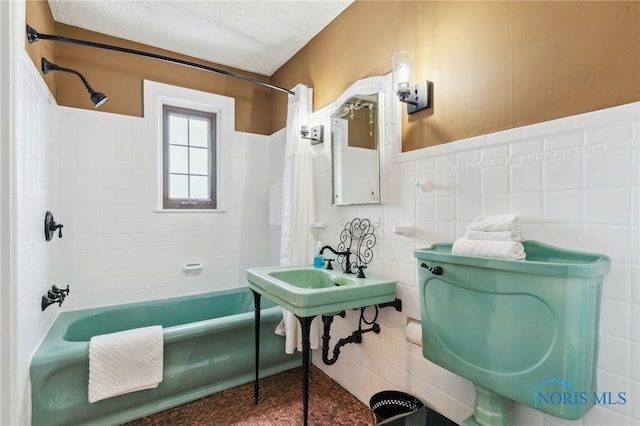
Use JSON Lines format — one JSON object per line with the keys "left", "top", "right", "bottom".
{"left": 275, "top": 308, "right": 320, "bottom": 354}
{"left": 452, "top": 238, "right": 526, "bottom": 260}
{"left": 88, "top": 325, "right": 163, "bottom": 403}
{"left": 467, "top": 215, "right": 519, "bottom": 232}
{"left": 465, "top": 230, "right": 522, "bottom": 242}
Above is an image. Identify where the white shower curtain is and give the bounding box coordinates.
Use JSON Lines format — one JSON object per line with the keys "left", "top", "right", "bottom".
{"left": 275, "top": 83, "right": 320, "bottom": 354}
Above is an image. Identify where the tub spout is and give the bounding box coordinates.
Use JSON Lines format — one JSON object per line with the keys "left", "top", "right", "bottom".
{"left": 41, "top": 295, "right": 62, "bottom": 311}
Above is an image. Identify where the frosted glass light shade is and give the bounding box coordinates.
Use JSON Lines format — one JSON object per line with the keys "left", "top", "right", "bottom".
{"left": 392, "top": 51, "right": 414, "bottom": 96}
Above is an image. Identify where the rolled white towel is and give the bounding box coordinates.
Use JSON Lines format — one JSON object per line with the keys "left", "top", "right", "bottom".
{"left": 465, "top": 229, "right": 522, "bottom": 242}
{"left": 452, "top": 238, "right": 526, "bottom": 260}
{"left": 467, "top": 215, "right": 519, "bottom": 232}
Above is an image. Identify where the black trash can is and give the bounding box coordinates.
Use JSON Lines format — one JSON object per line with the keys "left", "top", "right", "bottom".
{"left": 369, "top": 390, "right": 424, "bottom": 425}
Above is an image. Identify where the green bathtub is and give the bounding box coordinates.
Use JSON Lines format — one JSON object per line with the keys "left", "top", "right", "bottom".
{"left": 31, "top": 287, "right": 301, "bottom": 425}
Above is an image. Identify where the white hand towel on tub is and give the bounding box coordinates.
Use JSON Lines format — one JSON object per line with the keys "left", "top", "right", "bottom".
{"left": 452, "top": 238, "right": 526, "bottom": 260}
{"left": 88, "top": 325, "right": 163, "bottom": 403}
{"left": 467, "top": 215, "right": 519, "bottom": 232}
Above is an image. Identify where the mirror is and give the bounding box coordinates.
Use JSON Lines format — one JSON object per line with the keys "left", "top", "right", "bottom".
{"left": 331, "top": 93, "right": 382, "bottom": 205}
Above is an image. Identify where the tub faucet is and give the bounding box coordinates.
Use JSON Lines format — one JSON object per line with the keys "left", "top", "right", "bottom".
{"left": 41, "top": 284, "right": 70, "bottom": 311}
{"left": 41, "top": 294, "right": 63, "bottom": 311}
{"left": 319, "top": 245, "right": 353, "bottom": 274}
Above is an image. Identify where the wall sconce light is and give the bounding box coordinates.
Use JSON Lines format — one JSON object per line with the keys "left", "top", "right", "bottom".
{"left": 392, "top": 51, "right": 430, "bottom": 114}
{"left": 300, "top": 125, "right": 324, "bottom": 145}
{"left": 41, "top": 57, "right": 109, "bottom": 108}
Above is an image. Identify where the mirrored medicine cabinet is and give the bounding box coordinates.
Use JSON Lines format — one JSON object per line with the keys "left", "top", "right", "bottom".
{"left": 330, "top": 92, "right": 383, "bottom": 206}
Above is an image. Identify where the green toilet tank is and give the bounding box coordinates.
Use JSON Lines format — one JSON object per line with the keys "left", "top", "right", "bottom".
{"left": 414, "top": 241, "right": 610, "bottom": 422}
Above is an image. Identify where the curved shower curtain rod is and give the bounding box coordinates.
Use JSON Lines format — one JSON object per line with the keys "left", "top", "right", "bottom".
{"left": 26, "top": 25, "right": 295, "bottom": 96}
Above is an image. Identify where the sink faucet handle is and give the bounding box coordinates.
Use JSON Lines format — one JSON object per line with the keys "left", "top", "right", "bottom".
{"left": 356, "top": 265, "right": 367, "bottom": 278}
{"left": 324, "top": 258, "right": 335, "bottom": 270}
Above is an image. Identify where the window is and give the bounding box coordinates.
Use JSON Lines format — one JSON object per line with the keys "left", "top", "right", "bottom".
{"left": 163, "top": 106, "right": 216, "bottom": 209}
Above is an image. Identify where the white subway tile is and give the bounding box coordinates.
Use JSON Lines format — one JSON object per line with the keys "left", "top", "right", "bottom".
{"left": 457, "top": 149, "right": 481, "bottom": 165}
{"left": 544, "top": 131, "right": 584, "bottom": 151}
{"left": 456, "top": 196, "right": 481, "bottom": 222}
{"left": 510, "top": 192, "right": 543, "bottom": 222}
{"left": 511, "top": 162, "right": 542, "bottom": 192}
{"left": 585, "top": 123, "right": 634, "bottom": 147}
{"left": 632, "top": 343, "right": 639, "bottom": 381}
{"left": 632, "top": 267, "right": 640, "bottom": 304}
{"left": 416, "top": 197, "right": 435, "bottom": 221}
{"left": 543, "top": 156, "right": 582, "bottom": 190}
{"left": 482, "top": 143, "right": 510, "bottom": 160}
{"left": 602, "top": 264, "right": 631, "bottom": 302}
{"left": 435, "top": 153, "right": 456, "bottom": 168}
{"left": 601, "top": 299, "right": 631, "bottom": 340}
{"left": 598, "top": 335, "right": 631, "bottom": 377}
{"left": 540, "top": 224, "right": 581, "bottom": 248}
{"left": 632, "top": 303, "right": 639, "bottom": 343}
{"left": 585, "top": 189, "right": 631, "bottom": 225}
{"left": 457, "top": 169, "right": 481, "bottom": 196}
{"left": 399, "top": 198, "right": 416, "bottom": 222}
{"left": 633, "top": 390, "right": 640, "bottom": 422}
{"left": 544, "top": 190, "right": 582, "bottom": 223}
{"left": 584, "top": 151, "right": 632, "bottom": 188}
{"left": 482, "top": 166, "right": 510, "bottom": 194}
{"left": 434, "top": 220, "right": 457, "bottom": 242}
{"left": 479, "top": 194, "right": 509, "bottom": 216}
{"left": 435, "top": 197, "right": 456, "bottom": 222}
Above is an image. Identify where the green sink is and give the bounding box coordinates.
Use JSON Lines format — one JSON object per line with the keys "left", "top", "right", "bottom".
{"left": 246, "top": 266, "right": 396, "bottom": 317}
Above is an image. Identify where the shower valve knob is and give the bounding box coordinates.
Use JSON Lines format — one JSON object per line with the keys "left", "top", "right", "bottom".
{"left": 44, "top": 211, "right": 64, "bottom": 241}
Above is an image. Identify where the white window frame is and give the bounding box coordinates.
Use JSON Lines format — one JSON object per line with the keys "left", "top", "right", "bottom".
{"left": 144, "top": 80, "right": 233, "bottom": 213}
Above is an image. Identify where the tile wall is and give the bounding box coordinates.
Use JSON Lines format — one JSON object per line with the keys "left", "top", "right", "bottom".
{"left": 54, "top": 102, "right": 280, "bottom": 310}
{"left": 16, "top": 52, "right": 58, "bottom": 424}
{"left": 310, "top": 99, "right": 639, "bottom": 425}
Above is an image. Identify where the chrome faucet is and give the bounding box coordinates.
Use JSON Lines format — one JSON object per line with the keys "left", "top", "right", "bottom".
{"left": 319, "top": 245, "right": 353, "bottom": 274}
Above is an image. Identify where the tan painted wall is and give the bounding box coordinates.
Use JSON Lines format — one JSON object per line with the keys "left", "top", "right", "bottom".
{"left": 25, "top": 0, "right": 273, "bottom": 135}
{"left": 26, "top": 1, "right": 640, "bottom": 149}
{"left": 272, "top": 1, "right": 640, "bottom": 151}
{"left": 25, "top": 0, "right": 57, "bottom": 97}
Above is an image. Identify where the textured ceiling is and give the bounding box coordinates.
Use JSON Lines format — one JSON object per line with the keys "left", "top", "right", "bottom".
{"left": 47, "top": 0, "right": 353, "bottom": 76}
